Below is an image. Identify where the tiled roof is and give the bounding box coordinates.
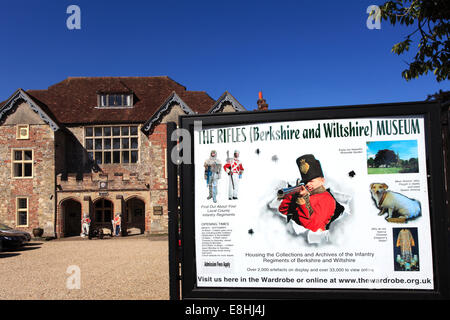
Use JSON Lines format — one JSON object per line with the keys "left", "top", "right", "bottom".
{"left": 22, "top": 76, "right": 215, "bottom": 124}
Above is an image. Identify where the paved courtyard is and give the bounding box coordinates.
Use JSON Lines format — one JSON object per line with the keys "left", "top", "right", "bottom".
{"left": 0, "top": 235, "right": 170, "bottom": 300}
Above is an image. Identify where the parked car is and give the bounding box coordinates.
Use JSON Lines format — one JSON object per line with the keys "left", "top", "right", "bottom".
{"left": 0, "top": 223, "right": 31, "bottom": 242}
{"left": 0, "top": 230, "right": 26, "bottom": 249}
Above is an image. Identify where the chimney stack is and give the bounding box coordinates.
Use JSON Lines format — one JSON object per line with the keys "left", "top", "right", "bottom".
{"left": 257, "top": 91, "right": 269, "bottom": 111}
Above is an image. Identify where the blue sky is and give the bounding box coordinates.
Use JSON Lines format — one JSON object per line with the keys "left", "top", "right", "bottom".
{"left": 366, "top": 140, "right": 418, "bottom": 160}
{"left": 0, "top": 0, "right": 448, "bottom": 109}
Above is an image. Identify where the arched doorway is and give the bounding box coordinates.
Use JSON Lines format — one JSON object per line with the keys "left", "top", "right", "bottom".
{"left": 93, "top": 198, "right": 113, "bottom": 228}
{"left": 62, "top": 199, "right": 82, "bottom": 237}
{"left": 125, "top": 197, "right": 145, "bottom": 234}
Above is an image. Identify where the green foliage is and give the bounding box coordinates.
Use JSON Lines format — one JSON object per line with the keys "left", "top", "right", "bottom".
{"left": 379, "top": 0, "right": 449, "bottom": 82}
{"left": 374, "top": 149, "right": 398, "bottom": 167}
{"left": 426, "top": 89, "right": 450, "bottom": 102}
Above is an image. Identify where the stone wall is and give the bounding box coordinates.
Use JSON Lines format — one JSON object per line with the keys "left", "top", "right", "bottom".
{"left": 147, "top": 123, "right": 169, "bottom": 234}
{"left": 0, "top": 102, "right": 56, "bottom": 237}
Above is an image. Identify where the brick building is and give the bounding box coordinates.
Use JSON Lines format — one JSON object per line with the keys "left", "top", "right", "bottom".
{"left": 0, "top": 77, "right": 246, "bottom": 237}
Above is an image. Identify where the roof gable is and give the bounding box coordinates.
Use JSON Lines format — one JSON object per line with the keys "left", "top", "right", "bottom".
{"left": 142, "top": 91, "right": 194, "bottom": 133}
{"left": 208, "top": 91, "right": 246, "bottom": 113}
{"left": 0, "top": 89, "right": 60, "bottom": 131}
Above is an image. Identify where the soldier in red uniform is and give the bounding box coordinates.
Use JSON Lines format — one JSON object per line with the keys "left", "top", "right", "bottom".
{"left": 223, "top": 150, "right": 244, "bottom": 200}
{"left": 113, "top": 213, "right": 121, "bottom": 236}
{"left": 278, "top": 154, "right": 344, "bottom": 232}
{"left": 81, "top": 214, "right": 91, "bottom": 237}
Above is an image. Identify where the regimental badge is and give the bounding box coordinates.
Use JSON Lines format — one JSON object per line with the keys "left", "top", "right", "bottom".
{"left": 300, "top": 159, "right": 310, "bottom": 174}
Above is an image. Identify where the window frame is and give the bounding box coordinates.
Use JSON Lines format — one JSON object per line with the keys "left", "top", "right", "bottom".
{"left": 11, "top": 149, "right": 34, "bottom": 179}
{"left": 16, "top": 197, "right": 29, "bottom": 227}
{"left": 97, "top": 94, "right": 133, "bottom": 108}
{"left": 84, "top": 125, "right": 140, "bottom": 165}
{"left": 16, "top": 124, "right": 30, "bottom": 140}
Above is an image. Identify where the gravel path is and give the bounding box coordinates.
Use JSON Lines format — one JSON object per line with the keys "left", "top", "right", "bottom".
{"left": 0, "top": 235, "right": 169, "bottom": 300}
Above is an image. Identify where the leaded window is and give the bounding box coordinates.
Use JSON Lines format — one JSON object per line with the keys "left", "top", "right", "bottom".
{"left": 85, "top": 126, "right": 139, "bottom": 164}
{"left": 12, "top": 150, "right": 33, "bottom": 178}
{"left": 16, "top": 198, "right": 28, "bottom": 226}
{"left": 98, "top": 94, "right": 133, "bottom": 107}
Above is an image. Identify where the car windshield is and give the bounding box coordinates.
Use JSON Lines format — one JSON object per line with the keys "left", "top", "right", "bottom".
{"left": 0, "top": 223, "right": 12, "bottom": 230}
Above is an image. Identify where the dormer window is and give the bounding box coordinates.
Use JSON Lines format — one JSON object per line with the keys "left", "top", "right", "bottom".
{"left": 98, "top": 94, "right": 133, "bottom": 108}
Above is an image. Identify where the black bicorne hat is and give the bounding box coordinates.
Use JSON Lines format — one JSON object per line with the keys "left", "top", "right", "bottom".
{"left": 296, "top": 154, "right": 324, "bottom": 183}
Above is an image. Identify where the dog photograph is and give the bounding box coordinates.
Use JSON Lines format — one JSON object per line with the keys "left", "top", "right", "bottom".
{"left": 370, "top": 183, "right": 421, "bottom": 223}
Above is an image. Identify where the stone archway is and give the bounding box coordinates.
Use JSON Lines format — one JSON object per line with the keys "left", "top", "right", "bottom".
{"left": 125, "top": 197, "right": 145, "bottom": 234}
{"left": 62, "top": 199, "right": 82, "bottom": 237}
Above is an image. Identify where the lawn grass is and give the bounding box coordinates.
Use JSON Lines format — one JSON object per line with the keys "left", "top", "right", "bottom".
{"left": 368, "top": 167, "right": 403, "bottom": 174}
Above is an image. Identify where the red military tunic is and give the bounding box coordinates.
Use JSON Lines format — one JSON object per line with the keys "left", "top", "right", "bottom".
{"left": 223, "top": 159, "right": 244, "bottom": 174}
{"left": 279, "top": 191, "right": 336, "bottom": 232}
{"left": 82, "top": 218, "right": 91, "bottom": 224}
